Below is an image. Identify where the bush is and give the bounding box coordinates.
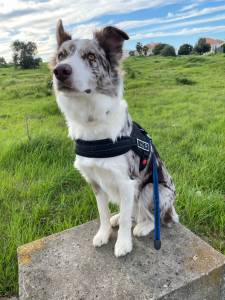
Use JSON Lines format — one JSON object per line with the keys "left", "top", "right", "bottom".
{"left": 129, "top": 50, "right": 135, "bottom": 56}
{"left": 222, "top": 44, "right": 225, "bottom": 54}
{"left": 136, "top": 42, "right": 143, "bottom": 56}
{"left": 178, "top": 44, "right": 193, "bottom": 55}
{"left": 161, "top": 45, "right": 176, "bottom": 57}
{"left": 152, "top": 43, "right": 176, "bottom": 56}
{"left": 0, "top": 56, "right": 7, "bottom": 66}
{"left": 143, "top": 45, "right": 149, "bottom": 56}
{"left": 194, "top": 38, "right": 211, "bottom": 55}
{"left": 34, "top": 57, "right": 42, "bottom": 67}
{"left": 176, "top": 77, "right": 196, "bottom": 85}
{"left": 153, "top": 43, "right": 167, "bottom": 55}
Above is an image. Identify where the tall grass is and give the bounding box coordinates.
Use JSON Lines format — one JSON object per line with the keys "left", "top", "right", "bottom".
{"left": 0, "top": 57, "right": 225, "bottom": 296}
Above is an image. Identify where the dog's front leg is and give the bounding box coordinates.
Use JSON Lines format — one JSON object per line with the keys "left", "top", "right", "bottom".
{"left": 114, "top": 181, "right": 135, "bottom": 257}
{"left": 92, "top": 183, "right": 112, "bottom": 247}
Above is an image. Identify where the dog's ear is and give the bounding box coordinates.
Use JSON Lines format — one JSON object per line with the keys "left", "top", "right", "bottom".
{"left": 56, "top": 19, "right": 71, "bottom": 47}
{"left": 94, "top": 26, "right": 129, "bottom": 63}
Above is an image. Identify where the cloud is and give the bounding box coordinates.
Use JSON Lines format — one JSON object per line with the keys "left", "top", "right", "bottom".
{"left": 115, "top": 19, "right": 162, "bottom": 30}
{"left": 115, "top": 4, "right": 225, "bottom": 31}
{"left": 179, "top": 4, "right": 199, "bottom": 12}
{"left": 1, "top": 1, "right": 225, "bottom": 61}
{"left": 0, "top": 0, "right": 182, "bottom": 61}
{"left": 130, "top": 25, "right": 225, "bottom": 39}
{"left": 172, "top": 4, "right": 225, "bottom": 21}
{"left": 134, "top": 13, "right": 225, "bottom": 33}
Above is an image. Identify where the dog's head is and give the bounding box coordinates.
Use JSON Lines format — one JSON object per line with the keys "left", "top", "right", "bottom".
{"left": 52, "top": 20, "right": 129, "bottom": 97}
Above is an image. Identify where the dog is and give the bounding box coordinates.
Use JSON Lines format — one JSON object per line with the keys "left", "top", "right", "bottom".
{"left": 51, "top": 20, "right": 179, "bottom": 257}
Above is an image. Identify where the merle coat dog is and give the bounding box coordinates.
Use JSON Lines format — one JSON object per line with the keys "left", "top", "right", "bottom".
{"left": 52, "top": 20, "right": 178, "bottom": 257}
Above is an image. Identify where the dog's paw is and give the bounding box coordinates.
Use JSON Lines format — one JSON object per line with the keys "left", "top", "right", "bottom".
{"left": 110, "top": 214, "right": 120, "bottom": 227}
{"left": 93, "top": 228, "right": 112, "bottom": 247}
{"left": 172, "top": 208, "right": 179, "bottom": 223}
{"left": 133, "top": 222, "right": 154, "bottom": 237}
{"left": 114, "top": 238, "right": 132, "bottom": 257}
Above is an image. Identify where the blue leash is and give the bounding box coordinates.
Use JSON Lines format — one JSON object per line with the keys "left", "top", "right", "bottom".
{"left": 152, "top": 151, "right": 161, "bottom": 250}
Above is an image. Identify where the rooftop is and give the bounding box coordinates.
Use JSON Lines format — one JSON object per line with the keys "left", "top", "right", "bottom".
{"left": 205, "top": 38, "right": 224, "bottom": 46}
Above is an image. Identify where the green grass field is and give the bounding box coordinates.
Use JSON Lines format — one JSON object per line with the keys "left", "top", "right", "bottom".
{"left": 0, "top": 55, "right": 225, "bottom": 296}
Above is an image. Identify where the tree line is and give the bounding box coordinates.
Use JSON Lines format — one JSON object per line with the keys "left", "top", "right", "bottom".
{"left": 130, "top": 38, "right": 225, "bottom": 57}
{"left": 0, "top": 40, "right": 42, "bottom": 69}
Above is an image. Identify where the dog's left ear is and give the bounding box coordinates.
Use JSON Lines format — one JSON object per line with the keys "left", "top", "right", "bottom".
{"left": 94, "top": 26, "right": 129, "bottom": 63}
{"left": 56, "top": 19, "right": 72, "bottom": 47}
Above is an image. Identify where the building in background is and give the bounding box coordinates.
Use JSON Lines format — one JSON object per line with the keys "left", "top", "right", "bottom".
{"left": 205, "top": 38, "right": 224, "bottom": 53}
{"left": 143, "top": 42, "right": 160, "bottom": 55}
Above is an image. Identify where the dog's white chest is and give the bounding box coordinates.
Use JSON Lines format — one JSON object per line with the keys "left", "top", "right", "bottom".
{"left": 74, "top": 155, "right": 131, "bottom": 204}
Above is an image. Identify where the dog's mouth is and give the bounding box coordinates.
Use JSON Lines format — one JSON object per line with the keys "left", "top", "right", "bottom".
{"left": 57, "top": 82, "right": 76, "bottom": 92}
{"left": 57, "top": 83, "right": 92, "bottom": 94}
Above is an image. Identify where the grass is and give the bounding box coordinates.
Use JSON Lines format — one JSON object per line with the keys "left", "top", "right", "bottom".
{"left": 0, "top": 55, "right": 225, "bottom": 296}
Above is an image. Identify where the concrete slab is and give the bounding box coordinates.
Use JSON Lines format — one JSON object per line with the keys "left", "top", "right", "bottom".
{"left": 18, "top": 221, "right": 225, "bottom": 300}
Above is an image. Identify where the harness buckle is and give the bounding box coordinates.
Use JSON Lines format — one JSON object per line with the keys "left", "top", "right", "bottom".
{"left": 137, "top": 138, "right": 150, "bottom": 152}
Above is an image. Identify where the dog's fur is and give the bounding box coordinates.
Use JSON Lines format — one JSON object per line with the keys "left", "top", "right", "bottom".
{"left": 52, "top": 20, "right": 179, "bottom": 257}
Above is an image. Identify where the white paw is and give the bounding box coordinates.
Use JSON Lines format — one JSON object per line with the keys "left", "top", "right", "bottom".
{"left": 133, "top": 222, "right": 154, "bottom": 237}
{"left": 110, "top": 214, "right": 120, "bottom": 227}
{"left": 172, "top": 211, "right": 179, "bottom": 223}
{"left": 93, "top": 228, "right": 112, "bottom": 247}
{"left": 114, "top": 238, "right": 132, "bottom": 257}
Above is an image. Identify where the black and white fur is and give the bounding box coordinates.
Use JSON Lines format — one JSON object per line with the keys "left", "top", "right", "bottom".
{"left": 52, "top": 20, "right": 179, "bottom": 257}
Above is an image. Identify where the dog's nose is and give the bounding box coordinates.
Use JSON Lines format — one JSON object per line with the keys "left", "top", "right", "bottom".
{"left": 53, "top": 64, "right": 72, "bottom": 81}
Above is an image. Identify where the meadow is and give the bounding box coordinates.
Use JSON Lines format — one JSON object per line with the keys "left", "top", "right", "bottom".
{"left": 0, "top": 55, "right": 225, "bottom": 296}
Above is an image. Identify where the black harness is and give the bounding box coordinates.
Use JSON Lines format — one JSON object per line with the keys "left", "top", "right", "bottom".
{"left": 76, "top": 122, "right": 151, "bottom": 171}
{"left": 75, "top": 122, "right": 161, "bottom": 250}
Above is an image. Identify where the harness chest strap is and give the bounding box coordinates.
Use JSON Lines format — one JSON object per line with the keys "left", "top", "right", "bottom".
{"left": 75, "top": 122, "right": 151, "bottom": 171}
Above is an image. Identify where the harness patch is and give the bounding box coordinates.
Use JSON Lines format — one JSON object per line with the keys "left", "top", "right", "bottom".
{"left": 137, "top": 138, "right": 150, "bottom": 152}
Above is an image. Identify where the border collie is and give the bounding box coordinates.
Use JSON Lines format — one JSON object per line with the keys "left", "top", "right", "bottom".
{"left": 51, "top": 20, "right": 179, "bottom": 257}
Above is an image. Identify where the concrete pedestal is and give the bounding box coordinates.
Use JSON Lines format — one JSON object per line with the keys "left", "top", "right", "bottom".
{"left": 18, "top": 221, "right": 225, "bottom": 300}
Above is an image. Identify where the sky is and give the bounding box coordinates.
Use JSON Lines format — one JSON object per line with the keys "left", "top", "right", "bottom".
{"left": 1, "top": 0, "right": 225, "bottom": 61}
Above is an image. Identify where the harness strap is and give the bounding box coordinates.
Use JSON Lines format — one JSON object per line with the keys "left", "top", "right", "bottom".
{"left": 76, "top": 136, "right": 136, "bottom": 158}
{"left": 76, "top": 122, "right": 150, "bottom": 162}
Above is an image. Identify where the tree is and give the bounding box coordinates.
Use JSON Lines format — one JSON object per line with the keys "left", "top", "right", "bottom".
{"left": 129, "top": 50, "right": 135, "bottom": 56}
{"left": 222, "top": 44, "right": 225, "bottom": 53}
{"left": 0, "top": 57, "right": 6, "bottom": 66}
{"left": 194, "top": 38, "right": 211, "bottom": 55}
{"left": 34, "top": 57, "right": 42, "bottom": 67}
{"left": 136, "top": 42, "right": 143, "bottom": 56}
{"left": 161, "top": 45, "right": 176, "bottom": 57}
{"left": 11, "top": 40, "right": 41, "bottom": 69}
{"left": 143, "top": 45, "right": 149, "bottom": 56}
{"left": 178, "top": 44, "right": 193, "bottom": 55}
{"left": 152, "top": 43, "right": 167, "bottom": 55}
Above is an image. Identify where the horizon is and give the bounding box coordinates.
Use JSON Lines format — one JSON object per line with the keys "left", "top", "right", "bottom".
{"left": 1, "top": 0, "right": 225, "bottom": 62}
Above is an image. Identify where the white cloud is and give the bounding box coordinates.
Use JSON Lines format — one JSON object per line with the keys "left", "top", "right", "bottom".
{"left": 117, "top": 4, "right": 225, "bottom": 31}
{"left": 167, "top": 12, "right": 174, "bottom": 18}
{"left": 173, "top": 4, "right": 225, "bottom": 21}
{"left": 1, "top": 1, "right": 225, "bottom": 61}
{"left": 115, "top": 19, "right": 161, "bottom": 30}
{"left": 180, "top": 4, "right": 199, "bottom": 12}
{"left": 130, "top": 25, "right": 225, "bottom": 39}
{"left": 136, "top": 13, "right": 225, "bottom": 33}
{"left": 0, "top": 0, "right": 181, "bottom": 61}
